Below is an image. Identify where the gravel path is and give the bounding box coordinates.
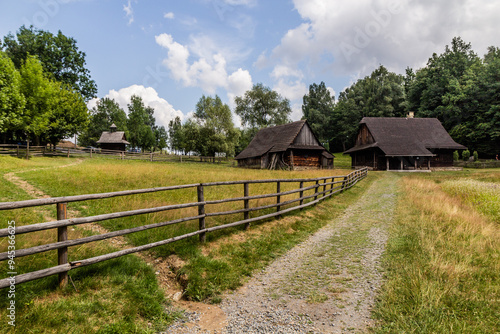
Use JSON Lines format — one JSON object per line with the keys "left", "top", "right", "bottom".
{"left": 166, "top": 173, "right": 398, "bottom": 334}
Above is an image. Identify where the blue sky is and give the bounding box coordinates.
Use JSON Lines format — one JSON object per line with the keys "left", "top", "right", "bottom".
{"left": 1, "top": 0, "right": 500, "bottom": 129}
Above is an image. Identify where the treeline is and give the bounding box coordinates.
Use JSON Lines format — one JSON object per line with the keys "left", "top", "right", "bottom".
{"left": 0, "top": 26, "right": 95, "bottom": 146}
{"left": 167, "top": 84, "right": 292, "bottom": 157}
{"left": 303, "top": 37, "right": 500, "bottom": 157}
{"left": 78, "top": 97, "right": 168, "bottom": 152}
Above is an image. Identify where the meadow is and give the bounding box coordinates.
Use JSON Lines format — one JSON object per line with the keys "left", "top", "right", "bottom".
{"left": 375, "top": 169, "right": 499, "bottom": 333}
{"left": 0, "top": 155, "right": 367, "bottom": 333}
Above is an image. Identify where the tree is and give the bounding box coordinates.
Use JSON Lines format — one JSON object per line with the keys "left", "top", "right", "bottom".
{"left": 407, "top": 37, "right": 480, "bottom": 130}
{"left": 194, "top": 95, "right": 239, "bottom": 156}
{"left": 154, "top": 126, "right": 168, "bottom": 152}
{"left": 168, "top": 116, "right": 183, "bottom": 154}
{"left": 78, "top": 98, "right": 128, "bottom": 147}
{"left": 181, "top": 118, "right": 201, "bottom": 155}
{"left": 302, "top": 82, "right": 335, "bottom": 148}
{"left": 330, "top": 65, "right": 406, "bottom": 151}
{"left": 127, "top": 95, "right": 155, "bottom": 152}
{"left": 3, "top": 25, "right": 97, "bottom": 100}
{"left": 235, "top": 83, "right": 291, "bottom": 129}
{"left": 0, "top": 51, "right": 25, "bottom": 135}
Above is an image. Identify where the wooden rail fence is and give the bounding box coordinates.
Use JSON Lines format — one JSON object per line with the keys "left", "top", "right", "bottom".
{"left": 0, "top": 168, "right": 368, "bottom": 289}
{"left": 0, "top": 144, "right": 229, "bottom": 164}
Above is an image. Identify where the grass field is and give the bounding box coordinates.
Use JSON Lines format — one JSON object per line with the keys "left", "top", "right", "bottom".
{"left": 0, "top": 156, "right": 369, "bottom": 333}
{"left": 375, "top": 169, "right": 500, "bottom": 333}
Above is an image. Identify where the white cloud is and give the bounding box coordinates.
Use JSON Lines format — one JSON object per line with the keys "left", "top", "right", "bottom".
{"left": 101, "top": 85, "right": 184, "bottom": 128}
{"left": 273, "top": 79, "right": 308, "bottom": 102}
{"left": 155, "top": 33, "right": 253, "bottom": 97}
{"left": 262, "top": 0, "right": 500, "bottom": 79}
{"left": 164, "top": 12, "right": 174, "bottom": 19}
{"left": 123, "top": 0, "right": 134, "bottom": 25}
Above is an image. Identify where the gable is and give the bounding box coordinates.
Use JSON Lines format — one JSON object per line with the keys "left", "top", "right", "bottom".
{"left": 293, "top": 123, "right": 321, "bottom": 146}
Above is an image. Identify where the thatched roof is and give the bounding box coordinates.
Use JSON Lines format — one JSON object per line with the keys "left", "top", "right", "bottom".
{"left": 345, "top": 117, "right": 466, "bottom": 156}
{"left": 236, "top": 120, "right": 332, "bottom": 160}
{"left": 96, "top": 131, "right": 130, "bottom": 145}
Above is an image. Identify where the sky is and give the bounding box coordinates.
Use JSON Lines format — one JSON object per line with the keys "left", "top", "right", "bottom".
{"left": 1, "top": 0, "right": 500, "bottom": 130}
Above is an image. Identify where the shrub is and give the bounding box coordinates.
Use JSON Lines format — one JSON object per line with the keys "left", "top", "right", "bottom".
{"left": 473, "top": 151, "right": 479, "bottom": 161}
{"left": 453, "top": 150, "right": 459, "bottom": 161}
{"left": 462, "top": 149, "right": 470, "bottom": 161}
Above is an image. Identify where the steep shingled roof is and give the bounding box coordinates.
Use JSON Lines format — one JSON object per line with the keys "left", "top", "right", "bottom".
{"left": 96, "top": 131, "right": 130, "bottom": 145}
{"left": 236, "top": 120, "right": 331, "bottom": 160}
{"left": 345, "top": 117, "right": 466, "bottom": 156}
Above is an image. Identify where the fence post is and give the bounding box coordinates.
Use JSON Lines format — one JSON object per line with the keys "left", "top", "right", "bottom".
{"left": 314, "top": 180, "right": 319, "bottom": 201}
{"left": 330, "top": 177, "right": 334, "bottom": 194}
{"left": 197, "top": 185, "right": 206, "bottom": 242}
{"left": 57, "top": 203, "right": 68, "bottom": 288}
{"left": 299, "top": 181, "right": 304, "bottom": 210}
{"left": 42, "top": 146, "right": 45, "bottom": 156}
{"left": 16, "top": 145, "right": 19, "bottom": 158}
{"left": 341, "top": 175, "right": 347, "bottom": 192}
{"left": 67, "top": 148, "right": 70, "bottom": 158}
{"left": 276, "top": 181, "right": 281, "bottom": 217}
{"left": 322, "top": 179, "right": 327, "bottom": 199}
{"left": 244, "top": 182, "right": 250, "bottom": 230}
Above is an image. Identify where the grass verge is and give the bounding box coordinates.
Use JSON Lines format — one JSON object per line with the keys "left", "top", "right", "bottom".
{"left": 374, "top": 170, "right": 500, "bottom": 333}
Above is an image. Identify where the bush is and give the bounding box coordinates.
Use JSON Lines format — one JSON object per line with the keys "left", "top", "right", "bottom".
{"left": 473, "top": 151, "right": 479, "bottom": 161}
{"left": 453, "top": 150, "right": 459, "bottom": 161}
{"left": 462, "top": 150, "right": 470, "bottom": 161}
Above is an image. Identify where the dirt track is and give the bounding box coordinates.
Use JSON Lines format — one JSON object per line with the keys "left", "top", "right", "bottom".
{"left": 167, "top": 173, "right": 399, "bottom": 333}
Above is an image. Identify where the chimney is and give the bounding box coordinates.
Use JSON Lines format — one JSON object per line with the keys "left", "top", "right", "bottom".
{"left": 407, "top": 112, "right": 414, "bottom": 118}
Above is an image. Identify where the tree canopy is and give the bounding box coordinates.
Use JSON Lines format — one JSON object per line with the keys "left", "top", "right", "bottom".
{"left": 302, "top": 81, "right": 335, "bottom": 148}
{"left": 2, "top": 25, "right": 97, "bottom": 100}
{"left": 235, "top": 83, "right": 292, "bottom": 129}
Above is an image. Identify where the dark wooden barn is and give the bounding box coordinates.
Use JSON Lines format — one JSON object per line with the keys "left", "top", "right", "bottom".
{"left": 96, "top": 124, "right": 130, "bottom": 151}
{"left": 235, "top": 120, "right": 334, "bottom": 170}
{"left": 344, "top": 117, "right": 466, "bottom": 170}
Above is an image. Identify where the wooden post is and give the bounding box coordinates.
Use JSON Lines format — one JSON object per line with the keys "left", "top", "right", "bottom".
{"left": 276, "top": 181, "right": 281, "bottom": 218}
{"left": 244, "top": 183, "right": 250, "bottom": 230}
{"left": 150, "top": 153, "right": 153, "bottom": 162}
{"left": 290, "top": 151, "right": 294, "bottom": 170}
{"left": 90, "top": 148, "right": 92, "bottom": 158}
{"left": 322, "top": 179, "right": 326, "bottom": 198}
{"left": 400, "top": 158, "right": 403, "bottom": 170}
{"left": 330, "top": 177, "right": 334, "bottom": 193}
{"left": 341, "top": 176, "right": 347, "bottom": 192}
{"left": 197, "top": 185, "right": 206, "bottom": 242}
{"left": 180, "top": 155, "right": 182, "bottom": 163}
{"left": 299, "top": 181, "right": 304, "bottom": 210}
{"left": 42, "top": 146, "right": 45, "bottom": 156}
{"left": 67, "top": 148, "right": 70, "bottom": 158}
{"left": 26, "top": 136, "right": 29, "bottom": 159}
{"left": 314, "top": 180, "right": 319, "bottom": 201}
{"left": 57, "top": 203, "right": 68, "bottom": 288}
{"left": 16, "top": 145, "right": 19, "bottom": 158}
{"left": 427, "top": 159, "right": 431, "bottom": 170}
{"left": 386, "top": 157, "right": 389, "bottom": 171}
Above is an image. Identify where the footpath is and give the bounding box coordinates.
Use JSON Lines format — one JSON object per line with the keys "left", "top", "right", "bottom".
{"left": 167, "top": 173, "right": 399, "bottom": 333}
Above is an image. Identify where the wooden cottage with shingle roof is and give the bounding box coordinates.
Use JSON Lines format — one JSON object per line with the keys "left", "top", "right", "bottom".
{"left": 235, "top": 120, "right": 334, "bottom": 170}
{"left": 344, "top": 117, "right": 466, "bottom": 170}
{"left": 96, "top": 124, "right": 130, "bottom": 151}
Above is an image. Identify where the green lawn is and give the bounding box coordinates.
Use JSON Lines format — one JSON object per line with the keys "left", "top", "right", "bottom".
{"left": 0, "top": 156, "right": 368, "bottom": 333}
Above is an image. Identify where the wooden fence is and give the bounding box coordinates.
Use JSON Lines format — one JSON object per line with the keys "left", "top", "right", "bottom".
{"left": 0, "top": 167, "right": 368, "bottom": 289}
{"left": 0, "top": 144, "right": 229, "bottom": 164}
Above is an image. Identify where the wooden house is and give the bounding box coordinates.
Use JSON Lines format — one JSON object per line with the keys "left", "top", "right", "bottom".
{"left": 96, "top": 124, "right": 130, "bottom": 151}
{"left": 344, "top": 117, "right": 466, "bottom": 170}
{"left": 235, "top": 120, "right": 334, "bottom": 170}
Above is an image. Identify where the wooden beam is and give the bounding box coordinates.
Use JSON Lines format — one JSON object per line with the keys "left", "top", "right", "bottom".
{"left": 57, "top": 203, "right": 68, "bottom": 288}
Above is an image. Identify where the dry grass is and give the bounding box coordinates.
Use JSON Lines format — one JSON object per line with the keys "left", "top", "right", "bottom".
{"left": 375, "top": 172, "right": 499, "bottom": 333}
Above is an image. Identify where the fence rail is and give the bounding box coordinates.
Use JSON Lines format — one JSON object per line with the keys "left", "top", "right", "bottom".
{"left": 0, "top": 167, "right": 368, "bottom": 289}
{"left": 0, "top": 144, "right": 229, "bottom": 164}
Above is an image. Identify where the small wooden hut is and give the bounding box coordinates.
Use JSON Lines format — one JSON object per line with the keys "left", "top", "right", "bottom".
{"left": 344, "top": 117, "right": 466, "bottom": 170}
{"left": 235, "top": 120, "right": 334, "bottom": 170}
{"left": 96, "top": 124, "right": 130, "bottom": 151}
